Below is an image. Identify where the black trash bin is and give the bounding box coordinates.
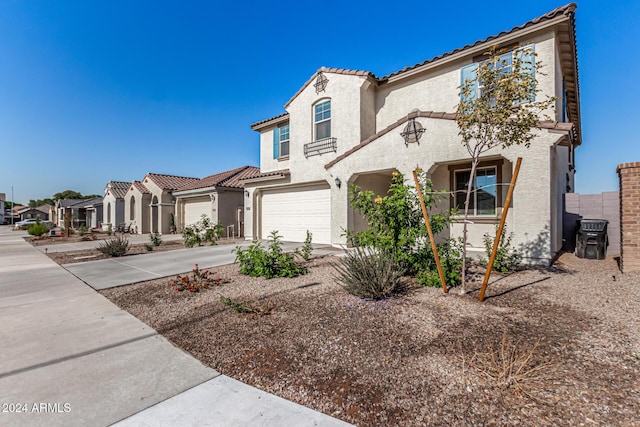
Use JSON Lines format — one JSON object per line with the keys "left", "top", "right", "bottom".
{"left": 575, "top": 219, "right": 608, "bottom": 259}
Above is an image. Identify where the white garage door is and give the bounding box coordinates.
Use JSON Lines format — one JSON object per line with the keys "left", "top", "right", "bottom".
{"left": 183, "top": 197, "right": 212, "bottom": 227}
{"left": 261, "top": 185, "right": 331, "bottom": 244}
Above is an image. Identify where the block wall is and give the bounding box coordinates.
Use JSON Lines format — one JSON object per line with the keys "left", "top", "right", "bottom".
{"left": 617, "top": 162, "right": 640, "bottom": 273}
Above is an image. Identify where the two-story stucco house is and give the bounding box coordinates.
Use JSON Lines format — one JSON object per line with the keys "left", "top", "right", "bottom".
{"left": 244, "top": 4, "right": 580, "bottom": 264}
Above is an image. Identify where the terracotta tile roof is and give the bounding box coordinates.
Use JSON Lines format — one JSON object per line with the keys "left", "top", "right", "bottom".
{"left": 145, "top": 173, "right": 199, "bottom": 191}
{"left": 381, "top": 3, "right": 577, "bottom": 81}
{"left": 250, "top": 113, "right": 289, "bottom": 131}
{"left": 324, "top": 110, "right": 575, "bottom": 169}
{"left": 283, "top": 67, "right": 377, "bottom": 110}
{"left": 130, "top": 181, "right": 150, "bottom": 194}
{"left": 175, "top": 166, "right": 261, "bottom": 192}
{"left": 239, "top": 169, "right": 290, "bottom": 183}
{"left": 105, "top": 181, "right": 131, "bottom": 199}
{"left": 252, "top": 4, "right": 580, "bottom": 143}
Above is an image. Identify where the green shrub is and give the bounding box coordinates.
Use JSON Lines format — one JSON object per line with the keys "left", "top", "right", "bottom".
{"left": 182, "top": 215, "right": 223, "bottom": 248}
{"left": 170, "top": 264, "right": 230, "bottom": 292}
{"left": 150, "top": 231, "right": 162, "bottom": 247}
{"left": 97, "top": 236, "right": 130, "bottom": 257}
{"left": 27, "top": 222, "right": 49, "bottom": 237}
{"left": 347, "top": 171, "right": 452, "bottom": 274}
{"left": 78, "top": 225, "right": 88, "bottom": 236}
{"left": 333, "top": 246, "right": 407, "bottom": 300}
{"left": 483, "top": 225, "right": 521, "bottom": 273}
{"left": 417, "top": 238, "right": 464, "bottom": 288}
{"left": 233, "top": 230, "right": 308, "bottom": 279}
{"left": 295, "top": 230, "right": 313, "bottom": 261}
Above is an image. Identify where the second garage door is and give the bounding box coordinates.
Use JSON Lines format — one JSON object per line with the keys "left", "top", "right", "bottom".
{"left": 261, "top": 185, "right": 331, "bottom": 244}
{"left": 183, "top": 197, "right": 212, "bottom": 227}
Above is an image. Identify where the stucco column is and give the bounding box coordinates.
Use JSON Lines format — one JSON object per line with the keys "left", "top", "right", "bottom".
{"left": 617, "top": 162, "right": 640, "bottom": 273}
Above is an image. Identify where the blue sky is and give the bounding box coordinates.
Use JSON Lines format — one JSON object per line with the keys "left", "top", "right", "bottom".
{"left": 1, "top": 0, "right": 638, "bottom": 204}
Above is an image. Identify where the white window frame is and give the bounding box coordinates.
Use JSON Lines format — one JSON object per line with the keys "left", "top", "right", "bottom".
{"left": 313, "top": 100, "right": 331, "bottom": 141}
{"left": 278, "top": 124, "right": 290, "bottom": 158}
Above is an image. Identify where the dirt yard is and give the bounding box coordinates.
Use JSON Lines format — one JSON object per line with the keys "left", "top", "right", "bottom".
{"left": 100, "top": 254, "right": 640, "bottom": 426}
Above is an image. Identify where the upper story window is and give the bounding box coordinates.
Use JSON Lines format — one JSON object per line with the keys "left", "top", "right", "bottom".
{"left": 461, "top": 44, "right": 535, "bottom": 103}
{"left": 314, "top": 100, "right": 331, "bottom": 141}
{"left": 454, "top": 166, "right": 497, "bottom": 216}
{"left": 272, "top": 124, "right": 290, "bottom": 159}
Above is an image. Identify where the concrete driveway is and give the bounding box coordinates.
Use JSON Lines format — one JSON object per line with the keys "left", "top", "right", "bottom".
{"left": 35, "top": 233, "right": 184, "bottom": 254}
{"left": 63, "top": 241, "right": 336, "bottom": 290}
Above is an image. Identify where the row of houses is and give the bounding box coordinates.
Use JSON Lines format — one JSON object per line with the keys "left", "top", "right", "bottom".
{"left": 92, "top": 166, "right": 260, "bottom": 236}
{"left": 51, "top": 4, "right": 580, "bottom": 266}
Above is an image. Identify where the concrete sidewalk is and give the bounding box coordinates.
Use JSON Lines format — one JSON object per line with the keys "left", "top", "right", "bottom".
{"left": 0, "top": 226, "right": 352, "bottom": 426}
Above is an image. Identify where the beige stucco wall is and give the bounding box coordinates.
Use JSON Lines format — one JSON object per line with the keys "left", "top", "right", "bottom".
{"left": 248, "top": 27, "right": 571, "bottom": 263}
{"left": 124, "top": 189, "right": 151, "bottom": 234}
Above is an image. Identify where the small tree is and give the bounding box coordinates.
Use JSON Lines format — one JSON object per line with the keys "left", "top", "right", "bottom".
{"left": 456, "top": 45, "right": 556, "bottom": 292}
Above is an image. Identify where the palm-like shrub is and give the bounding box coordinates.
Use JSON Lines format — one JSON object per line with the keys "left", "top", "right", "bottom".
{"left": 333, "top": 246, "right": 407, "bottom": 300}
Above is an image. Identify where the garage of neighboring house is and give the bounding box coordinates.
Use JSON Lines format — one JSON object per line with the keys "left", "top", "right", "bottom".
{"left": 260, "top": 184, "right": 331, "bottom": 244}
{"left": 181, "top": 195, "right": 212, "bottom": 226}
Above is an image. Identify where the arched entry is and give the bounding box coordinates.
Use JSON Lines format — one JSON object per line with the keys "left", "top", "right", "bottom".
{"left": 151, "top": 196, "right": 159, "bottom": 233}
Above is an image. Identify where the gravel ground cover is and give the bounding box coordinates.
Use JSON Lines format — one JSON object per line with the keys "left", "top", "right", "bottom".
{"left": 101, "top": 253, "right": 640, "bottom": 426}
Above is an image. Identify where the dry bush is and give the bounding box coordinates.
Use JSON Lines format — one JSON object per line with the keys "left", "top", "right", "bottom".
{"left": 470, "top": 333, "right": 560, "bottom": 400}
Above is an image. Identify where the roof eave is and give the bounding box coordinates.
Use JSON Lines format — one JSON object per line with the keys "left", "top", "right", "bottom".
{"left": 250, "top": 113, "right": 290, "bottom": 132}
{"left": 385, "top": 13, "right": 571, "bottom": 85}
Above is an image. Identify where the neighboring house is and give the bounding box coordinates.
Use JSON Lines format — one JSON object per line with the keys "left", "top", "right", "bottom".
{"left": 6, "top": 204, "right": 26, "bottom": 225}
{"left": 54, "top": 199, "right": 84, "bottom": 227}
{"left": 244, "top": 4, "right": 580, "bottom": 264}
{"left": 173, "top": 165, "right": 260, "bottom": 237}
{"left": 124, "top": 173, "right": 198, "bottom": 234}
{"left": 102, "top": 181, "right": 130, "bottom": 230}
{"left": 17, "top": 204, "right": 51, "bottom": 221}
{"left": 82, "top": 197, "right": 103, "bottom": 228}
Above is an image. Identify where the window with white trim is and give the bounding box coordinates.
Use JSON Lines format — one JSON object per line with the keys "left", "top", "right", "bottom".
{"left": 454, "top": 166, "right": 497, "bottom": 216}
{"left": 314, "top": 100, "right": 331, "bottom": 141}
{"left": 272, "top": 123, "right": 290, "bottom": 159}
{"left": 460, "top": 44, "right": 535, "bottom": 103}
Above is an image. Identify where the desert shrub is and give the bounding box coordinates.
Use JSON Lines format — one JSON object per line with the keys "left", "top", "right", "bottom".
{"left": 483, "top": 225, "right": 521, "bottom": 273}
{"left": 170, "top": 264, "right": 230, "bottom": 292}
{"left": 27, "top": 222, "right": 49, "bottom": 237}
{"left": 417, "top": 238, "right": 465, "bottom": 288}
{"left": 471, "top": 333, "right": 559, "bottom": 399}
{"left": 295, "top": 230, "right": 313, "bottom": 261}
{"left": 233, "top": 230, "right": 308, "bottom": 279}
{"left": 182, "top": 214, "right": 223, "bottom": 248}
{"left": 220, "top": 296, "right": 273, "bottom": 315}
{"left": 97, "top": 236, "right": 130, "bottom": 257}
{"left": 150, "top": 231, "right": 162, "bottom": 247}
{"left": 333, "top": 246, "right": 407, "bottom": 300}
{"left": 347, "top": 171, "right": 452, "bottom": 275}
{"left": 78, "top": 225, "right": 88, "bottom": 236}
